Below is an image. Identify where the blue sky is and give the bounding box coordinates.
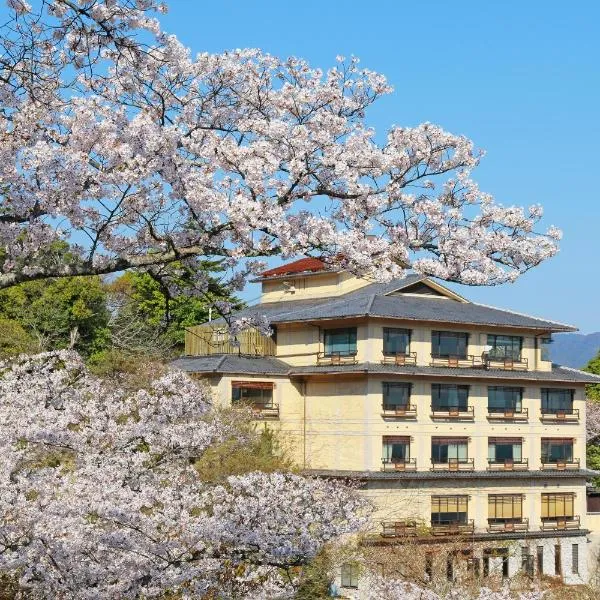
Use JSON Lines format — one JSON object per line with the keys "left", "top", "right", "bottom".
{"left": 158, "top": 0, "right": 599, "bottom": 332}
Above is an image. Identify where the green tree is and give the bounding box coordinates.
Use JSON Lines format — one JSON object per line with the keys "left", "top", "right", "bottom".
{"left": 584, "top": 351, "right": 600, "bottom": 401}
{"left": 0, "top": 318, "right": 37, "bottom": 359}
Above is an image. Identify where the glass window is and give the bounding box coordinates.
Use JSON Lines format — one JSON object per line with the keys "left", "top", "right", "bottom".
{"left": 541, "top": 493, "right": 574, "bottom": 519}
{"left": 432, "top": 384, "right": 469, "bottom": 411}
{"left": 232, "top": 382, "right": 274, "bottom": 408}
{"left": 383, "top": 328, "right": 411, "bottom": 355}
{"left": 324, "top": 328, "right": 357, "bottom": 357}
{"left": 487, "top": 387, "right": 523, "bottom": 413}
{"left": 487, "top": 334, "right": 523, "bottom": 360}
{"left": 432, "top": 437, "right": 468, "bottom": 463}
{"left": 383, "top": 382, "right": 411, "bottom": 409}
{"left": 341, "top": 563, "right": 359, "bottom": 588}
{"left": 572, "top": 544, "right": 579, "bottom": 575}
{"left": 383, "top": 436, "right": 410, "bottom": 462}
{"left": 488, "top": 438, "right": 522, "bottom": 462}
{"left": 541, "top": 389, "right": 574, "bottom": 413}
{"left": 432, "top": 331, "right": 468, "bottom": 358}
{"left": 431, "top": 495, "right": 468, "bottom": 525}
{"left": 541, "top": 438, "right": 574, "bottom": 463}
{"left": 488, "top": 494, "right": 523, "bottom": 523}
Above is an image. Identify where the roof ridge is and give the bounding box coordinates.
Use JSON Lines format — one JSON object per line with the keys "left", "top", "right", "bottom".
{"left": 469, "top": 301, "right": 576, "bottom": 331}
{"left": 554, "top": 364, "right": 600, "bottom": 380}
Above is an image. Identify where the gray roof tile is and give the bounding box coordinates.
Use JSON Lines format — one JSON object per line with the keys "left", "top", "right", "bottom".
{"left": 171, "top": 355, "right": 289, "bottom": 375}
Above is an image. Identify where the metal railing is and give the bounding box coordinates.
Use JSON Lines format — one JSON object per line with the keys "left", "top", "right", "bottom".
{"left": 381, "top": 520, "right": 418, "bottom": 537}
{"left": 540, "top": 457, "right": 580, "bottom": 471}
{"left": 381, "top": 404, "right": 417, "bottom": 418}
{"left": 381, "top": 352, "right": 417, "bottom": 366}
{"left": 430, "top": 405, "right": 475, "bottom": 419}
{"left": 487, "top": 407, "right": 528, "bottom": 421}
{"left": 249, "top": 402, "right": 280, "bottom": 419}
{"left": 487, "top": 458, "right": 529, "bottom": 471}
{"left": 430, "top": 354, "right": 480, "bottom": 368}
{"left": 540, "top": 408, "right": 580, "bottom": 422}
{"left": 540, "top": 516, "right": 580, "bottom": 531}
{"left": 381, "top": 458, "right": 417, "bottom": 472}
{"left": 487, "top": 518, "right": 529, "bottom": 533}
{"left": 484, "top": 355, "right": 528, "bottom": 371}
{"left": 431, "top": 520, "right": 475, "bottom": 535}
{"left": 316, "top": 351, "right": 358, "bottom": 366}
{"left": 431, "top": 458, "right": 475, "bottom": 472}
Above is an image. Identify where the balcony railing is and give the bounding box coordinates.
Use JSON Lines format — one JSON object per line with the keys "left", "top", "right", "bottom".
{"left": 487, "top": 458, "right": 529, "bottom": 471}
{"left": 249, "top": 402, "right": 280, "bottom": 419}
{"left": 381, "top": 404, "right": 417, "bottom": 419}
{"left": 541, "top": 516, "right": 580, "bottom": 531}
{"left": 381, "top": 458, "right": 417, "bottom": 472}
{"left": 540, "top": 408, "right": 580, "bottom": 423}
{"left": 487, "top": 518, "right": 529, "bottom": 533}
{"left": 484, "top": 355, "right": 528, "bottom": 371}
{"left": 431, "top": 520, "right": 475, "bottom": 536}
{"left": 381, "top": 520, "right": 418, "bottom": 537}
{"left": 430, "top": 405, "right": 474, "bottom": 420}
{"left": 540, "top": 458, "right": 580, "bottom": 471}
{"left": 431, "top": 458, "right": 475, "bottom": 472}
{"left": 487, "top": 407, "right": 528, "bottom": 421}
{"left": 381, "top": 352, "right": 417, "bottom": 366}
{"left": 430, "top": 354, "right": 480, "bottom": 368}
{"left": 316, "top": 351, "right": 358, "bottom": 366}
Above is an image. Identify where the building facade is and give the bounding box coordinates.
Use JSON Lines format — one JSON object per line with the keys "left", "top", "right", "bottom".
{"left": 174, "top": 258, "right": 600, "bottom": 591}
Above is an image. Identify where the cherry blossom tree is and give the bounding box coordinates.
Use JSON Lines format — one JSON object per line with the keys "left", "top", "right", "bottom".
{"left": 0, "top": 351, "right": 367, "bottom": 598}
{"left": 0, "top": 0, "right": 561, "bottom": 299}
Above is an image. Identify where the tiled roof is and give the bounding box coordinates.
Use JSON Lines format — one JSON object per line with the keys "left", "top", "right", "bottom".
{"left": 305, "top": 469, "right": 597, "bottom": 481}
{"left": 259, "top": 257, "right": 328, "bottom": 278}
{"left": 213, "top": 274, "right": 576, "bottom": 332}
{"left": 171, "top": 355, "right": 289, "bottom": 375}
{"left": 171, "top": 355, "right": 600, "bottom": 384}
{"left": 287, "top": 362, "right": 600, "bottom": 384}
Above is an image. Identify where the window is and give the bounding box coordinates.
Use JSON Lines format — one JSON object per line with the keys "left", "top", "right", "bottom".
{"left": 488, "top": 437, "right": 522, "bottom": 462}
{"left": 487, "top": 334, "right": 523, "bottom": 360}
{"left": 231, "top": 381, "right": 274, "bottom": 409}
{"left": 432, "top": 331, "right": 468, "bottom": 358}
{"left": 488, "top": 494, "right": 523, "bottom": 523}
{"left": 446, "top": 555, "right": 454, "bottom": 582}
{"left": 522, "top": 547, "right": 534, "bottom": 577}
{"left": 572, "top": 544, "right": 579, "bottom": 574}
{"left": 425, "top": 554, "right": 433, "bottom": 581}
{"left": 431, "top": 495, "right": 468, "bottom": 525}
{"left": 555, "top": 544, "right": 562, "bottom": 576}
{"left": 537, "top": 546, "right": 544, "bottom": 575}
{"left": 432, "top": 384, "right": 469, "bottom": 411}
{"left": 432, "top": 437, "right": 468, "bottom": 463}
{"left": 541, "top": 438, "right": 574, "bottom": 463}
{"left": 383, "top": 328, "right": 411, "bottom": 355}
{"left": 541, "top": 389, "right": 574, "bottom": 414}
{"left": 382, "top": 382, "right": 411, "bottom": 410}
{"left": 487, "top": 387, "right": 523, "bottom": 413}
{"left": 541, "top": 493, "right": 575, "bottom": 520}
{"left": 340, "top": 563, "right": 359, "bottom": 588}
{"left": 383, "top": 436, "right": 410, "bottom": 463}
{"left": 323, "top": 327, "right": 357, "bottom": 357}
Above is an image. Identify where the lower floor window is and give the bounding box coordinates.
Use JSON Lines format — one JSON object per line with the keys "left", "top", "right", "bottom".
{"left": 488, "top": 494, "right": 523, "bottom": 523}
{"left": 231, "top": 381, "right": 274, "bottom": 409}
{"left": 340, "top": 563, "right": 359, "bottom": 588}
{"left": 572, "top": 544, "right": 579, "bottom": 574}
{"left": 431, "top": 495, "right": 468, "bottom": 525}
{"left": 541, "top": 493, "right": 575, "bottom": 520}
{"left": 382, "top": 436, "right": 410, "bottom": 462}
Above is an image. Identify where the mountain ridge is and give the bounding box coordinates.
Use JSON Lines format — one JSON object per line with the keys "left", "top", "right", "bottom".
{"left": 549, "top": 332, "right": 600, "bottom": 369}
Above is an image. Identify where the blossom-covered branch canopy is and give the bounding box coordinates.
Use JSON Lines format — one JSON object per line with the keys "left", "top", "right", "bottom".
{"left": 0, "top": 0, "right": 560, "bottom": 292}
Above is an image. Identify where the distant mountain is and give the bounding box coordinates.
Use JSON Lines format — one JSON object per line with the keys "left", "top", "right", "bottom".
{"left": 549, "top": 333, "right": 600, "bottom": 369}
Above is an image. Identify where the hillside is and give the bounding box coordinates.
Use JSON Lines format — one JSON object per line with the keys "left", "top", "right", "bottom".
{"left": 549, "top": 332, "right": 600, "bottom": 369}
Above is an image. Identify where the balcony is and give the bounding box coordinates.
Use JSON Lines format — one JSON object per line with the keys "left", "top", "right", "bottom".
{"left": 430, "top": 354, "right": 480, "bottom": 368}
{"left": 540, "top": 458, "right": 580, "bottom": 471}
{"left": 316, "top": 351, "right": 357, "bottom": 366}
{"left": 381, "top": 520, "right": 418, "bottom": 537}
{"left": 487, "top": 458, "right": 529, "bottom": 471}
{"left": 430, "top": 405, "right": 474, "bottom": 420}
{"left": 487, "top": 407, "right": 528, "bottom": 421}
{"left": 487, "top": 518, "right": 529, "bottom": 533}
{"left": 381, "top": 404, "right": 417, "bottom": 419}
{"left": 540, "top": 408, "right": 580, "bottom": 423}
{"left": 541, "top": 516, "right": 580, "bottom": 531}
{"left": 431, "top": 458, "right": 475, "bottom": 472}
{"left": 249, "top": 402, "right": 280, "bottom": 420}
{"left": 381, "top": 352, "right": 417, "bottom": 366}
{"left": 381, "top": 458, "right": 417, "bottom": 472}
{"left": 484, "top": 355, "right": 528, "bottom": 371}
{"left": 431, "top": 520, "right": 475, "bottom": 536}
